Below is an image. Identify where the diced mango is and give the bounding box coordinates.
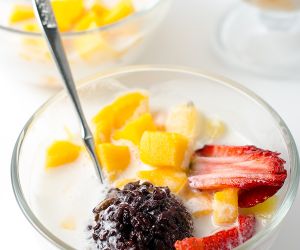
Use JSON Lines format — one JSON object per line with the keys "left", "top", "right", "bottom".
{"left": 205, "top": 119, "right": 226, "bottom": 140}
{"left": 113, "top": 113, "right": 156, "bottom": 145}
{"left": 46, "top": 140, "right": 81, "bottom": 168}
{"left": 91, "top": 1, "right": 109, "bottom": 19}
{"left": 73, "top": 12, "right": 98, "bottom": 31}
{"left": 97, "top": 143, "right": 130, "bottom": 180}
{"left": 140, "top": 131, "right": 188, "bottom": 169}
{"left": 112, "top": 92, "right": 149, "bottom": 129}
{"left": 51, "top": 0, "right": 85, "bottom": 32}
{"left": 9, "top": 5, "right": 35, "bottom": 23}
{"left": 166, "top": 102, "right": 202, "bottom": 141}
{"left": 138, "top": 168, "right": 187, "bottom": 193}
{"left": 213, "top": 188, "right": 239, "bottom": 225}
{"left": 114, "top": 178, "right": 138, "bottom": 188}
{"left": 92, "top": 92, "right": 149, "bottom": 142}
{"left": 100, "top": 0, "right": 134, "bottom": 26}
{"left": 240, "top": 195, "right": 277, "bottom": 218}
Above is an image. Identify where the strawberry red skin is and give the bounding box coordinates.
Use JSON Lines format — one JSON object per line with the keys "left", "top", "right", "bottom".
{"left": 189, "top": 145, "right": 287, "bottom": 208}
{"left": 175, "top": 215, "right": 256, "bottom": 250}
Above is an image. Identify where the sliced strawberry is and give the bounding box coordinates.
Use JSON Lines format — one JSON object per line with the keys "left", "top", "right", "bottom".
{"left": 175, "top": 215, "right": 256, "bottom": 250}
{"left": 189, "top": 145, "right": 287, "bottom": 207}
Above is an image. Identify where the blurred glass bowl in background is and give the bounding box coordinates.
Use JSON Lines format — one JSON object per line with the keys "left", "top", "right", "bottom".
{"left": 0, "top": 0, "right": 170, "bottom": 87}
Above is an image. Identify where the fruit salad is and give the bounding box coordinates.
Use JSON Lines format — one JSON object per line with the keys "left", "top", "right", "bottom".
{"left": 1, "top": 0, "right": 166, "bottom": 86}
{"left": 34, "top": 91, "right": 287, "bottom": 249}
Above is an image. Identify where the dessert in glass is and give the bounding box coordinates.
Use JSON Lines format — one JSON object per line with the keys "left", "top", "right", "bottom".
{"left": 11, "top": 66, "right": 299, "bottom": 249}
{"left": 0, "top": 0, "right": 170, "bottom": 87}
{"left": 216, "top": 0, "right": 300, "bottom": 78}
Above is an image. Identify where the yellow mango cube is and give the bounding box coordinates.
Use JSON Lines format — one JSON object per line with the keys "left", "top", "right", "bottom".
{"left": 73, "top": 12, "right": 98, "bottom": 31}
{"left": 213, "top": 188, "right": 239, "bottom": 225}
{"left": 97, "top": 143, "right": 130, "bottom": 180}
{"left": 137, "top": 168, "right": 187, "bottom": 193}
{"left": 52, "top": 0, "right": 85, "bottom": 32}
{"left": 100, "top": 0, "right": 134, "bottom": 26}
{"left": 240, "top": 195, "right": 277, "bottom": 218}
{"left": 91, "top": 1, "right": 109, "bottom": 18}
{"left": 9, "top": 5, "right": 35, "bottom": 24}
{"left": 113, "top": 113, "right": 156, "bottom": 145}
{"left": 46, "top": 140, "right": 81, "bottom": 168}
{"left": 92, "top": 92, "right": 149, "bottom": 142}
{"left": 140, "top": 131, "right": 188, "bottom": 169}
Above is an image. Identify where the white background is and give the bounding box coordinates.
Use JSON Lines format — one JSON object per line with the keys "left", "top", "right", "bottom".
{"left": 0, "top": 0, "right": 299, "bottom": 249}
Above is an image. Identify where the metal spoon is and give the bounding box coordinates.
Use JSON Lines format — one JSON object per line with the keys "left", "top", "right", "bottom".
{"left": 32, "top": 0, "right": 104, "bottom": 183}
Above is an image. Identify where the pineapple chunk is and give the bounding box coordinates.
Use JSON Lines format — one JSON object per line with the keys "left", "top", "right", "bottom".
{"left": 205, "top": 119, "right": 226, "bottom": 139}
{"left": 213, "top": 188, "right": 239, "bottom": 225}
{"left": 183, "top": 191, "right": 213, "bottom": 218}
{"left": 137, "top": 168, "right": 187, "bottom": 193}
{"left": 92, "top": 92, "right": 149, "bottom": 142}
{"left": 100, "top": 0, "right": 134, "bottom": 26}
{"left": 139, "top": 131, "right": 188, "bottom": 169}
{"left": 9, "top": 5, "right": 35, "bottom": 23}
{"left": 51, "top": 0, "right": 85, "bottom": 32}
{"left": 46, "top": 140, "right": 81, "bottom": 168}
{"left": 166, "top": 102, "right": 202, "bottom": 141}
{"left": 240, "top": 195, "right": 277, "bottom": 218}
{"left": 97, "top": 143, "right": 130, "bottom": 180}
{"left": 113, "top": 113, "right": 156, "bottom": 145}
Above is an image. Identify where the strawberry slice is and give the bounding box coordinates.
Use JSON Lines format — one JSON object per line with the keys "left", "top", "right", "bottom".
{"left": 189, "top": 145, "right": 287, "bottom": 207}
{"left": 175, "top": 215, "right": 256, "bottom": 250}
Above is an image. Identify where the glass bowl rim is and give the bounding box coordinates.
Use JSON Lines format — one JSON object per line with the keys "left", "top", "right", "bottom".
{"left": 11, "top": 65, "right": 300, "bottom": 250}
{"left": 0, "top": 0, "right": 167, "bottom": 38}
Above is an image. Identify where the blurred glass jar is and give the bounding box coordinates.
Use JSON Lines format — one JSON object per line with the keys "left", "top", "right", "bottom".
{"left": 216, "top": 0, "right": 300, "bottom": 79}
{"left": 0, "top": 0, "right": 170, "bottom": 87}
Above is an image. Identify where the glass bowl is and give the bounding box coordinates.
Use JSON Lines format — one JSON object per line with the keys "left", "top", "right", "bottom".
{"left": 11, "top": 65, "right": 299, "bottom": 249}
{"left": 0, "top": 0, "right": 170, "bottom": 87}
{"left": 215, "top": 1, "right": 300, "bottom": 79}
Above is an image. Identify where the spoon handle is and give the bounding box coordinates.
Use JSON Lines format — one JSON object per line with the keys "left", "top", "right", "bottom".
{"left": 32, "top": 0, "right": 104, "bottom": 183}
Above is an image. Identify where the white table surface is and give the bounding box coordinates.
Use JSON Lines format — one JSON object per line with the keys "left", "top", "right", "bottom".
{"left": 0, "top": 0, "right": 299, "bottom": 249}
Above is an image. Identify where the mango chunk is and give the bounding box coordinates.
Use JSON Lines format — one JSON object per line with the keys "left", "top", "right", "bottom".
{"left": 9, "top": 5, "right": 35, "bottom": 23}
{"left": 137, "top": 168, "right": 187, "bottom": 193}
{"left": 91, "top": 1, "right": 109, "bottom": 18}
{"left": 100, "top": 0, "right": 134, "bottom": 26}
{"left": 140, "top": 131, "right": 188, "bottom": 169}
{"left": 240, "top": 195, "right": 277, "bottom": 218}
{"left": 113, "top": 113, "right": 156, "bottom": 145}
{"left": 213, "top": 188, "right": 239, "bottom": 225}
{"left": 73, "top": 12, "right": 98, "bottom": 31}
{"left": 51, "top": 0, "right": 85, "bottom": 32}
{"left": 46, "top": 140, "right": 81, "bottom": 168}
{"left": 93, "top": 92, "right": 149, "bottom": 142}
{"left": 166, "top": 102, "right": 202, "bottom": 141}
{"left": 97, "top": 143, "right": 130, "bottom": 180}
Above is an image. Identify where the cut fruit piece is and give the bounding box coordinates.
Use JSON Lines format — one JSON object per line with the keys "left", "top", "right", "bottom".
{"left": 97, "top": 143, "right": 130, "bottom": 180}
{"left": 137, "top": 168, "right": 187, "bottom": 193}
{"left": 240, "top": 195, "right": 278, "bottom": 218}
{"left": 51, "top": 0, "right": 85, "bottom": 31}
{"left": 91, "top": 1, "right": 109, "bottom": 17}
{"left": 213, "top": 188, "right": 239, "bottom": 225}
{"left": 73, "top": 12, "right": 98, "bottom": 31}
{"left": 140, "top": 131, "right": 189, "bottom": 170}
{"left": 113, "top": 113, "right": 156, "bottom": 145}
{"left": 166, "top": 102, "right": 202, "bottom": 141}
{"left": 92, "top": 92, "right": 149, "bottom": 142}
{"left": 189, "top": 145, "right": 287, "bottom": 208}
{"left": 205, "top": 119, "right": 226, "bottom": 140}
{"left": 46, "top": 140, "right": 81, "bottom": 168}
{"left": 9, "top": 5, "right": 35, "bottom": 23}
{"left": 100, "top": 0, "right": 134, "bottom": 26}
{"left": 111, "top": 91, "right": 149, "bottom": 129}
{"left": 175, "top": 215, "right": 256, "bottom": 250}
{"left": 22, "top": 22, "right": 40, "bottom": 32}
{"left": 182, "top": 190, "right": 212, "bottom": 218}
